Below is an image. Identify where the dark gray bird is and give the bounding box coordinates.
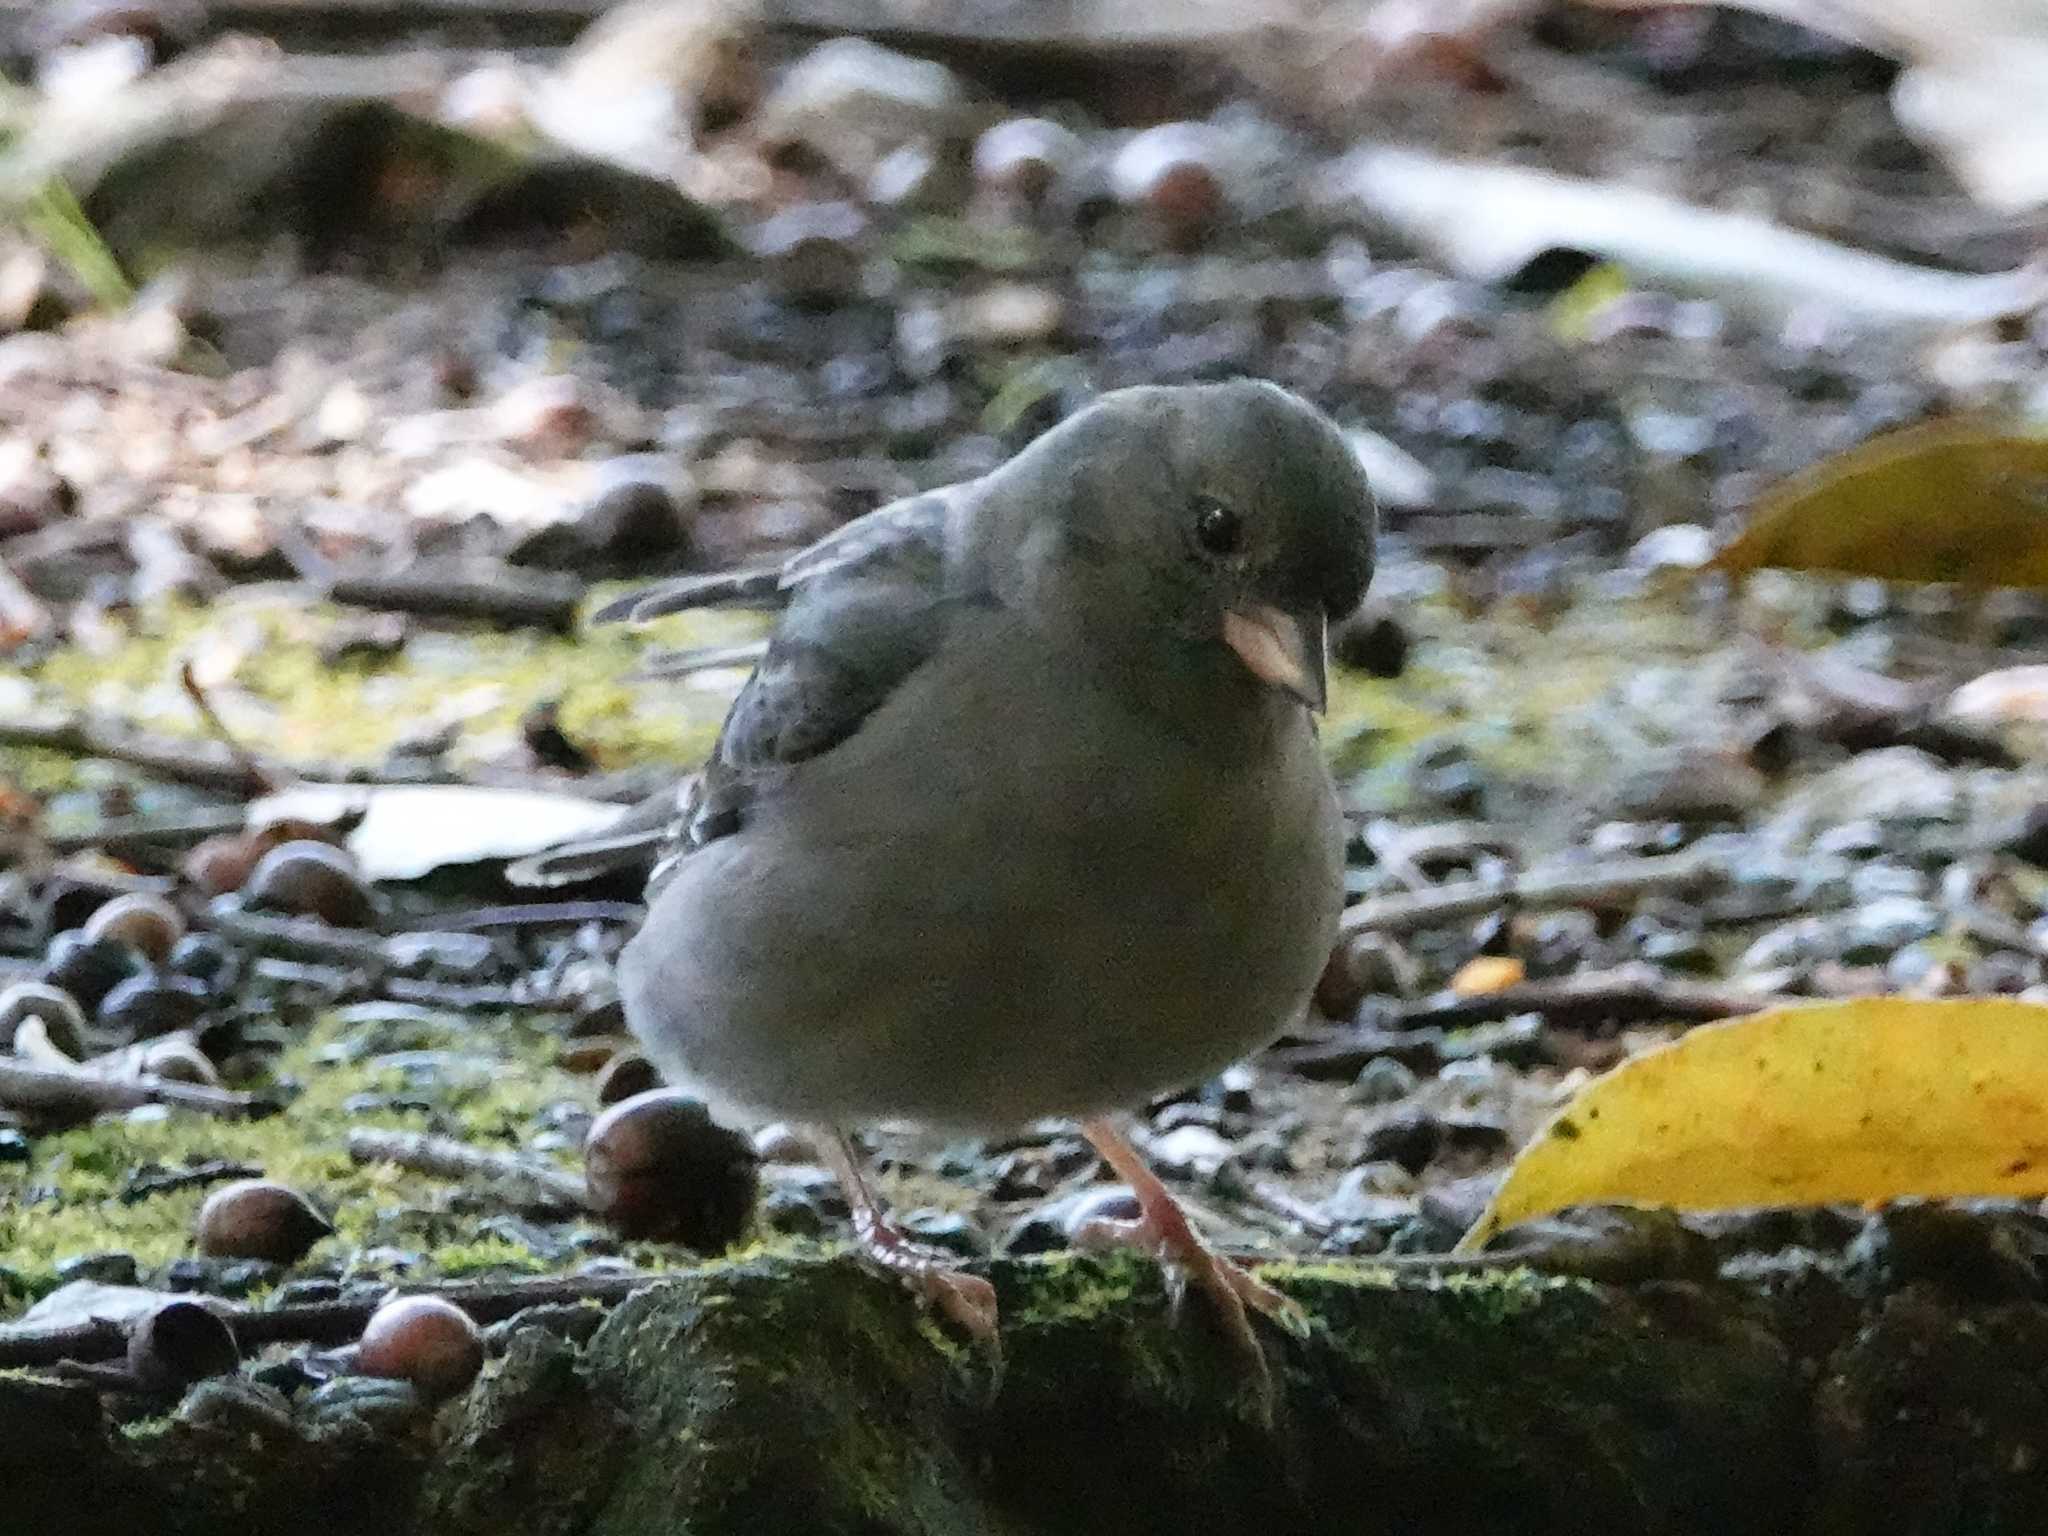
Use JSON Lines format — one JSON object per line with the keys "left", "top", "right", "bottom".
{"left": 601, "top": 379, "right": 1375, "bottom": 1354}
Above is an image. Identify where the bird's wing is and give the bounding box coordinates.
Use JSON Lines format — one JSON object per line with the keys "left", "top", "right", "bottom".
{"left": 587, "top": 486, "right": 958, "bottom": 625}
{"left": 672, "top": 488, "right": 969, "bottom": 869}
{"left": 502, "top": 778, "right": 695, "bottom": 888}
{"left": 546, "top": 486, "right": 979, "bottom": 895}
{"left": 513, "top": 491, "right": 972, "bottom": 889}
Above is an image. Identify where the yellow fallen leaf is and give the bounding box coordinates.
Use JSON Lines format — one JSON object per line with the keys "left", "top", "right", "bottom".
{"left": 1545, "top": 261, "right": 1630, "bottom": 343}
{"left": 1457, "top": 997, "right": 2048, "bottom": 1252}
{"left": 1450, "top": 955, "right": 1526, "bottom": 996}
{"left": 1708, "top": 417, "right": 2048, "bottom": 588}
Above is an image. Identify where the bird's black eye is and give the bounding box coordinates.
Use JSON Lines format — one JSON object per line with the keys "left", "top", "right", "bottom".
{"left": 1192, "top": 498, "right": 1243, "bottom": 558}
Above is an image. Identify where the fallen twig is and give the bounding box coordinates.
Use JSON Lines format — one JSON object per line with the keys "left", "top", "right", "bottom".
{"left": 0, "top": 708, "right": 275, "bottom": 796}
{"left": 0, "top": 1317, "right": 129, "bottom": 1370}
{"left": 44, "top": 806, "right": 250, "bottom": 857}
{"left": 209, "top": 906, "right": 392, "bottom": 964}
{"left": 346, "top": 1128, "right": 590, "bottom": 1214}
{"left": 1266, "top": 1014, "right": 1553, "bottom": 1078}
{"left": 382, "top": 977, "right": 581, "bottom": 1012}
{"left": 1761, "top": 643, "right": 2018, "bottom": 769}
{"left": 1245, "top": 1179, "right": 1339, "bottom": 1238}
{"left": 210, "top": 906, "right": 503, "bottom": 977}
{"left": 319, "top": 562, "right": 587, "bottom": 634}
{"left": 435, "top": 901, "right": 647, "bottom": 931}
{"left": 0, "top": 1060, "right": 264, "bottom": 1120}
{"left": 1269, "top": 968, "right": 1791, "bottom": 1080}
{"left": 1385, "top": 969, "right": 1785, "bottom": 1030}
{"left": 119, "top": 1159, "right": 263, "bottom": 1204}
{"left": 245, "top": 956, "right": 584, "bottom": 1013}
{"left": 179, "top": 660, "right": 284, "bottom": 796}
{"left": 1340, "top": 850, "right": 1726, "bottom": 937}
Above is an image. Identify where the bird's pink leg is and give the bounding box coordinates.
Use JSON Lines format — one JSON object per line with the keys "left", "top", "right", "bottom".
{"left": 817, "top": 1126, "right": 999, "bottom": 1343}
{"left": 1076, "top": 1117, "right": 1306, "bottom": 1368}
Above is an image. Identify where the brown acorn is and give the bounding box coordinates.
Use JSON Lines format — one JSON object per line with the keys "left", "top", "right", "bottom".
{"left": 183, "top": 834, "right": 262, "bottom": 897}
{"left": 195, "top": 1179, "right": 333, "bottom": 1266}
{"left": 354, "top": 1295, "right": 483, "bottom": 1403}
{"left": 82, "top": 892, "right": 185, "bottom": 963}
{"left": 183, "top": 818, "right": 345, "bottom": 898}
{"left": 242, "top": 840, "right": 377, "bottom": 929}
{"left": 0, "top": 980, "right": 88, "bottom": 1058}
{"left": 128, "top": 1299, "right": 239, "bottom": 1394}
{"left": 1110, "top": 124, "right": 1227, "bottom": 251}
{"left": 594, "top": 1050, "right": 660, "bottom": 1106}
{"left": 583, "top": 1089, "right": 759, "bottom": 1250}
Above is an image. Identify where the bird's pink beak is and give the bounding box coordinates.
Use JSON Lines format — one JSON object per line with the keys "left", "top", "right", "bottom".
{"left": 1222, "top": 605, "right": 1328, "bottom": 711}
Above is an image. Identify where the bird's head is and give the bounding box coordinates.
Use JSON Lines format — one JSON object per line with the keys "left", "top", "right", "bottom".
{"left": 990, "top": 379, "right": 1377, "bottom": 718}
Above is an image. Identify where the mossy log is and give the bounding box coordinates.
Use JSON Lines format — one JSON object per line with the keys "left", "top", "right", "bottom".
{"left": 4, "top": 1251, "right": 2046, "bottom": 1535}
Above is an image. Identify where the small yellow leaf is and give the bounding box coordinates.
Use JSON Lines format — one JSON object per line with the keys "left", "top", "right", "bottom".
{"left": 1457, "top": 997, "right": 2048, "bottom": 1252}
{"left": 1545, "top": 261, "right": 1631, "bottom": 343}
{"left": 1450, "top": 955, "right": 1526, "bottom": 996}
{"left": 1708, "top": 416, "right": 2048, "bottom": 588}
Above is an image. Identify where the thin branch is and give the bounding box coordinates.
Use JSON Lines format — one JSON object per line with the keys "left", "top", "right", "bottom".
{"left": 434, "top": 901, "right": 647, "bottom": 931}
{"left": 1269, "top": 967, "right": 1791, "bottom": 1080}
{"left": 0, "top": 708, "right": 275, "bottom": 796}
{"left": 1340, "top": 849, "right": 1727, "bottom": 937}
{"left": 178, "top": 660, "right": 283, "bottom": 796}
{"left": 44, "top": 806, "right": 250, "bottom": 857}
{"left": 346, "top": 1128, "right": 590, "bottom": 1214}
{"left": 0, "top": 1060, "right": 264, "bottom": 1119}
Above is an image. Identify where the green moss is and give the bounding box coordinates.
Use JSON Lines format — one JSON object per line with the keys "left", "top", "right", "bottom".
{"left": 890, "top": 217, "right": 1047, "bottom": 273}
{"left": 1322, "top": 586, "right": 1718, "bottom": 815}
{"left": 0, "top": 1010, "right": 599, "bottom": 1306}
{"left": 1260, "top": 1257, "right": 1401, "bottom": 1291}
{"left": 432, "top": 1238, "right": 552, "bottom": 1278}
{"left": 1434, "top": 1265, "right": 1590, "bottom": 1320}
{"left": 1001, "top": 1247, "right": 1148, "bottom": 1326}
{"left": 15, "top": 588, "right": 769, "bottom": 798}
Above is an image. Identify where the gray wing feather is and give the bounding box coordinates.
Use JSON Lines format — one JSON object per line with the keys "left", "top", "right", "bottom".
{"left": 590, "top": 489, "right": 958, "bottom": 626}
{"left": 592, "top": 486, "right": 980, "bottom": 896}
{"left": 776, "top": 490, "right": 955, "bottom": 589}
{"left": 502, "top": 777, "right": 695, "bottom": 888}
{"left": 589, "top": 567, "right": 784, "bottom": 625}
{"left": 513, "top": 487, "right": 974, "bottom": 892}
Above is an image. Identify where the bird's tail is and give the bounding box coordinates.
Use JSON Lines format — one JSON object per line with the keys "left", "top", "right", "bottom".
{"left": 503, "top": 779, "right": 695, "bottom": 888}
{"left": 590, "top": 567, "right": 785, "bottom": 625}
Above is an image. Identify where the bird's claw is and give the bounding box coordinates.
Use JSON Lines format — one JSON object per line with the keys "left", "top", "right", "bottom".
{"left": 848, "top": 1218, "right": 1001, "bottom": 1346}
{"left": 1074, "top": 1210, "right": 1301, "bottom": 1387}
{"left": 820, "top": 1128, "right": 1002, "bottom": 1350}
{"left": 913, "top": 1266, "right": 1000, "bottom": 1345}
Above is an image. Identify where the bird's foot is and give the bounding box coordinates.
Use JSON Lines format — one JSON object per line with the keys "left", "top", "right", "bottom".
{"left": 851, "top": 1214, "right": 1000, "bottom": 1344}
{"left": 817, "top": 1124, "right": 999, "bottom": 1345}
{"left": 1073, "top": 1198, "right": 1302, "bottom": 1363}
{"left": 1078, "top": 1118, "right": 1307, "bottom": 1405}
